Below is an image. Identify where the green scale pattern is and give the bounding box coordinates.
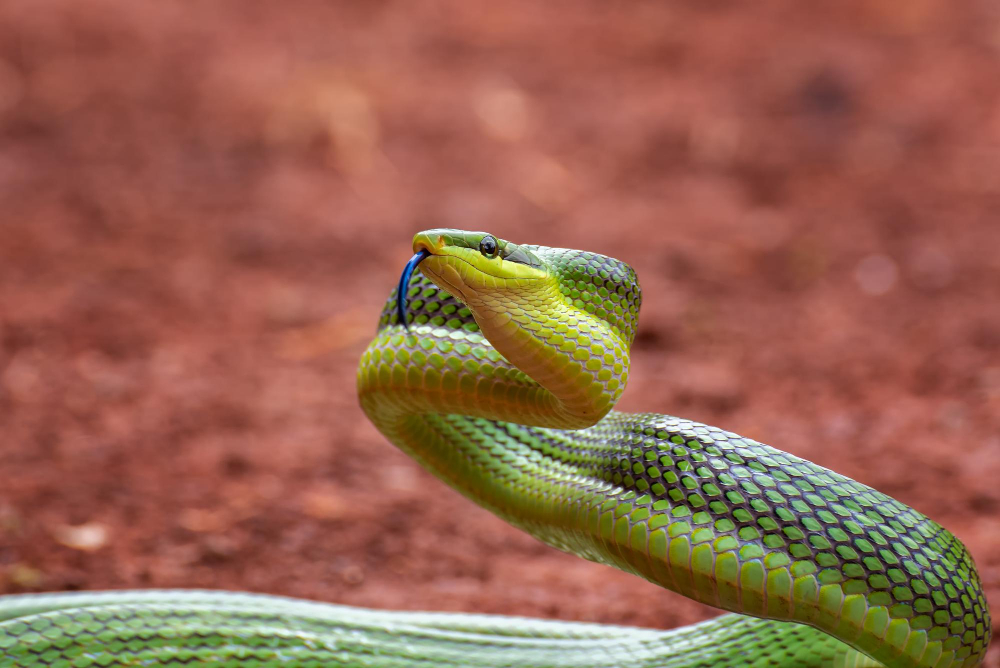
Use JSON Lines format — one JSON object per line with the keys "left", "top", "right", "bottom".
{"left": 0, "top": 235, "right": 989, "bottom": 667}
{"left": 356, "top": 242, "right": 989, "bottom": 668}
{"left": 0, "top": 591, "right": 881, "bottom": 667}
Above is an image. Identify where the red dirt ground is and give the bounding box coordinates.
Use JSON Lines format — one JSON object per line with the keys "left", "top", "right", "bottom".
{"left": 1, "top": 0, "right": 999, "bottom": 664}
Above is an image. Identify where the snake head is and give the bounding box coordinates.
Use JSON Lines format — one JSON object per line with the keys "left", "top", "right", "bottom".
{"left": 391, "top": 228, "right": 641, "bottom": 428}
{"left": 396, "top": 229, "right": 548, "bottom": 330}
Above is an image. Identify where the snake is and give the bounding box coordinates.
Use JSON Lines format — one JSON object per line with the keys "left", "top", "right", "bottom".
{"left": 0, "top": 229, "right": 990, "bottom": 667}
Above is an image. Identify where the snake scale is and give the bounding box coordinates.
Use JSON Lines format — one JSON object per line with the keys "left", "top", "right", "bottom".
{"left": 0, "top": 229, "right": 990, "bottom": 667}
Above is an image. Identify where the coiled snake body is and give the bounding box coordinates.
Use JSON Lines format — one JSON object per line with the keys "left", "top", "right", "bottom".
{"left": 0, "top": 230, "right": 990, "bottom": 667}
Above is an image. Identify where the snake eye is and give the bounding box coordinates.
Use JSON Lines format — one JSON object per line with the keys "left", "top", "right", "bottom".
{"left": 479, "top": 235, "right": 499, "bottom": 259}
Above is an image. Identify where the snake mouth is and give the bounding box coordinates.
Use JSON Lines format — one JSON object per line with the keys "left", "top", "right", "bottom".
{"left": 396, "top": 249, "right": 431, "bottom": 331}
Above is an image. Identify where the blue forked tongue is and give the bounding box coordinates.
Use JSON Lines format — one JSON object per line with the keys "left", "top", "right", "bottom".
{"left": 396, "top": 249, "right": 431, "bottom": 331}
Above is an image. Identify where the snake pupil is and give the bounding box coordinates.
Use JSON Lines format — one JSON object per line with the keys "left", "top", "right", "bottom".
{"left": 479, "top": 235, "right": 498, "bottom": 258}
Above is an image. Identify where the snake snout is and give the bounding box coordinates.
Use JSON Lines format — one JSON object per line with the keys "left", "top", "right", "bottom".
{"left": 411, "top": 230, "right": 450, "bottom": 255}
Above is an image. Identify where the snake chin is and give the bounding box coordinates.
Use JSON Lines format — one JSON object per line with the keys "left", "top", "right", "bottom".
{"left": 419, "top": 258, "right": 479, "bottom": 308}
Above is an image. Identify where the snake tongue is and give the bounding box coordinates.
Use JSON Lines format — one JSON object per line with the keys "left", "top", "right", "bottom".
{"left": 396, "top": 249, "right": 431, "bottom": 331}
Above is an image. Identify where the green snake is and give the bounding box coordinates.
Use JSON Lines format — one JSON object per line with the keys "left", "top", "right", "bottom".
{"left": 0, "top": 229, "right": 990, "bottom": 667}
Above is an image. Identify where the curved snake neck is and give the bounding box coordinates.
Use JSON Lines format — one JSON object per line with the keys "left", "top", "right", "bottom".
{"left": 0, "top": 232, "right": 990, "bottom": 668}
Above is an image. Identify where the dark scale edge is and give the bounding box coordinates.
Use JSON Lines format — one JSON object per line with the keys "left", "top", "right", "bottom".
{"left": 529, "top": 245, "right": 643, "bottom": 348}
{"left": 553, "top": 413, "right": 990, "bottom": 663}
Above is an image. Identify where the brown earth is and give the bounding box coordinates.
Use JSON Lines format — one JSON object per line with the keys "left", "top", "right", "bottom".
{"left": 1, "top": 0, "right": 999, "bottom": 664}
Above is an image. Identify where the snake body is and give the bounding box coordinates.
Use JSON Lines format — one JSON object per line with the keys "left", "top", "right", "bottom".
{"left": 0, "top": 229, "right": 990, "bottom": 667}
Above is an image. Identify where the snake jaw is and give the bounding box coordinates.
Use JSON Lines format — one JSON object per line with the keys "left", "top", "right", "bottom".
{"left": 396, "top": 249, "right": 431, "bottom": 331}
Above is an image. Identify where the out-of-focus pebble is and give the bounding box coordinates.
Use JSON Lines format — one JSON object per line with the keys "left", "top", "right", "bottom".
{"left": 53, "top": 522, "right": 109, "bottom": 552}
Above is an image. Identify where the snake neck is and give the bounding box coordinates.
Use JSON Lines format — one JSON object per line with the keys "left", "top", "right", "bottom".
{"left": 457, "top": 276, "right": 631, "bottom": 429}
{"left": 358, "top": 262, "right": 632, "bottom": 431}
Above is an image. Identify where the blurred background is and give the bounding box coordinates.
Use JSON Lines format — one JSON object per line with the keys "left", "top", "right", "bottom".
{"left": 1, "top": 0, "right": 998, "bottom": 662}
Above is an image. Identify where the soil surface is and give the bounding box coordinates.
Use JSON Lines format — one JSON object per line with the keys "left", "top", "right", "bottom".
{"left": 1, "top": 0, "right": 999, "bottom": 664}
